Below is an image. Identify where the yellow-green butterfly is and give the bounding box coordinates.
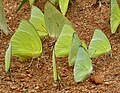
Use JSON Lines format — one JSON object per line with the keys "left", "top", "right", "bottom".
{"left": 5, "top": 19, "right": 42, "bottom": 72}
{"left": 74, "top": 46, "right": 93, "bottom": 82}
{"left": 44, "top": 2, "right": 72, "bottom": 38}
{"left": 11, "top": 19, "right": 42, "bottom": 61}
{"left": 52, "top": 48, "right": 60, "bottom": 82}
{"left": 50, "top": 0, "right": 70, "bottom": 15}
{"left": 59, "top": 0, "right": 69, "bottom": 15}
{"left": 0, "top": 0, "right": 8, "bottom": 35}
{"left": 29, "top": 5, "right": 48, "bottom": 39}
{"left": 88, "top": 29, "right": 111, "bottom": 58}
{"left": 5, "top": 42, "right": 12, "bottom": 72}
{"left": 110, "top": 0, "right": 120, "bottom": 34}
{"left": 68, "top": 33, "right": 81, "bottom": 66}
{"left": 29, "top": 0, "right": 35, "bottom": 7}
{"left": 55, "top": 24, "right": 74, "bottom": 57}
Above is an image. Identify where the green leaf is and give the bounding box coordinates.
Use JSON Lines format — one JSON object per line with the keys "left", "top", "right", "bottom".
{"left": 0, "top": 0, "right": 8, "bottom": 35}
{"left": 52, "top": 48, "right": 60, "bottom": 82}
{"left": 68, "top": 33, "right": 81, "bottom": 66}
{"left": 44, "top": 2, "right": 72, "bottom": 38}
{"left": 29, "top": 0, "right": 35, "bottom": 7}
{"left": 88, "top": 29, "right": 111, "bottom": 58}
{"left": 11, "top": 19, "right": 42, "bottom": 61}
{"left": 110, "top": 0, "right": 120, "bottom": 34}
{"left": 59, "top": 0, "right": 69, "bottom": 15}
{"left": 16, "top": 0, "right": 27, "bottom": 13}
{"left": 5, "top": 42, "right": 12, "bottom": 72}
{"left": 74, "top": 47, "right": 93, "bottom": 82}
{"left": 55, "top": 24, "right": 74, "bottom": 57}
{"left": 29, "top": 5, "right": 48, "bottom": 39}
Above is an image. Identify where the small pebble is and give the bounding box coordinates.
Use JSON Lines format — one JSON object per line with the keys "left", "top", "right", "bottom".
{"left": 4, "top": 77, "right": 11, "bottom": 81}
{"left": 91, "top": 75, "right": 104, "bottom": 84}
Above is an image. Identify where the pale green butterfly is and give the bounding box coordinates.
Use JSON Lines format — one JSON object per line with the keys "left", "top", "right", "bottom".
{"left": 55, "top": 24, "right": 74, "bottom": 57}
{"left": 5, "top": 42, "right": 12, "bottom": 72}
{"left": 68, "top": 33, "right": 81, "bottom": 66}
{"left": 0, "top": 0, "right": 8, "bottom": 35}
{"left": 74, "top": 46, "right": 93, "bottom": 82}
{"left": 68, "top": 33, "right": 88, "bottom": 66}
{"left": 29, "top": 0, "right": 35, "bottom": 7}
{"left": 44, "top": 2, "right": 72, "bottom": 38}
{"left": 11, "top": 19, "right": 42, "bottom": 61}
{"left": 110, "top": 0, "right": 120, "bottom": 34}
{"left": 88, "top": 29, "right": 111, "bottom": 58}
{"left": 29, "top": 5, "right": 48, "bottom": 39}
{"left": 52, "top": 48, "right": 60, "bottom": 82}
{"left": 59, "top": 0, "right": 69, "bottom": 15}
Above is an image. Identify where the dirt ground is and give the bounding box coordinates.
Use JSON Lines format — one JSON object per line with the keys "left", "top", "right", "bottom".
{"left": 0, "top": 0, "right": 120, "bottom": 93}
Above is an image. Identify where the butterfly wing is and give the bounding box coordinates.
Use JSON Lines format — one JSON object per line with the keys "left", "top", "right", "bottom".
{"left": 74, "top": 47, "right": 93, "bottom": 82}
{"left": 68, "top": 33, "right": 81, "bottom": 66}
{"left": 29, "top": 5, "right": 48, "bottom": 39}
{"left": 55, "top": 24, "right": 74, "bottom": 57}
{"left": 11, "top": 19, "right": 42, "bottom": 61}
{"left": 5, "top": 42, "right": 12, "bottom": 72}
{"left": 29, "top": 0, "right": 35, "bottom": 7}
{"left": 0, "top": 0, "right": 8, "bottom": 35}
{"left": 59, "top": 0, "right": 69, "bottom": 15}
{"left": 88, "top": 29, "right": 111, "bottom": 58}
{"left": 44, "top": 2, "right": 72, "bottom": 38}
{"left": 110, "top": 0, "right": 120, "bottom": 34}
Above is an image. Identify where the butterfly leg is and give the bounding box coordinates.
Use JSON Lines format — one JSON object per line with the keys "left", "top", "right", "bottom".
{"left": 36, "top": 57, "right": 40, "bottom": 68}
{"left": 70, "top": 0, "right": 73, "bottom": 5}
{"left": 28, "top": 58, "right": 34, "bottom": 67}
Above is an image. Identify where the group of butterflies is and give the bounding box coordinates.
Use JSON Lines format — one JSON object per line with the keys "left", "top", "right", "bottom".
{"left": 1, "top": 0, "right": 120, "bottom": 35}
{"left": 16, "top": 0, "right": 69, "bottom": 15}
{"left": 5, "top": 1, "right": 112, "bottom": 82}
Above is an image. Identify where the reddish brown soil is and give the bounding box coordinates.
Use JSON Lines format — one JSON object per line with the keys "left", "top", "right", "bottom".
{"left": 0, "top": 0, "right": 120, "bottom": 92}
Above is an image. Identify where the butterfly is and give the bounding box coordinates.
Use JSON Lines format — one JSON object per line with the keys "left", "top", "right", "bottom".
{"left": 110, "top": 0, "right": 120, "bottom": 33}
{"left": 55, "top": 24, "right": 74, "bottom": 57}
{"left": 5, "top": 19, "right": 42, "bottom": 72}
{"left": 44, "top": 2, "right": 72, "bottom": 38}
